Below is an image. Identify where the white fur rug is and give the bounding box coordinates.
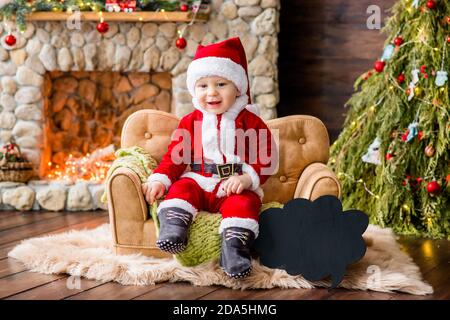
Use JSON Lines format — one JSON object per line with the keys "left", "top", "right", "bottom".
{"left": 8, "top": 223, "right": 433, "bottom": 295}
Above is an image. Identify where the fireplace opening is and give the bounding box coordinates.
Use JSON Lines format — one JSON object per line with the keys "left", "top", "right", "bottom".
{"left": 40, "top": 70, "right": 172, "bottom": 182}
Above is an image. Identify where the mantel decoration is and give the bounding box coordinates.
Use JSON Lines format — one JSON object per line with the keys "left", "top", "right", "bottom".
{"left": 0, "top": 0, "right": 210, "bottom": 33}
{"left": 0, "top": 139, "right": 34, "bottom": 183}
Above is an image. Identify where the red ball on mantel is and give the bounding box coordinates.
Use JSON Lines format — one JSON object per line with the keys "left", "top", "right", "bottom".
{"left": 426, "top": 0, "right": 436, "bottom": 9}
{"left": 394, "top": 36, "right": 403, "bottom": 46}
{"left": 374, "top": 60, "right": 385, "bottom": 73}
{"left": 96, "top": 21, "right": 109, "bottom": 34}
{"left": 180, "top": 4, "right": 189, "bottom": 12}
{"left": 4, "top": 34, "right": 16, "bottom": 46}
{"left": 397, "top": 73, "right": 405, "bottom": 84}
{"left": 426, "top": 181, "right": 440, "bottom": 195}
{"left": 176, "top": 36, "right": 187, "bottom": 49}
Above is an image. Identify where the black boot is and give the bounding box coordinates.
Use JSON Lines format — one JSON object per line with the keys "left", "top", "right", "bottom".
{"left": 156, "top": 207, "right": 193, "bottom": 254}
{"left": 220, "top": 227, "right": 255, "bottom": 279}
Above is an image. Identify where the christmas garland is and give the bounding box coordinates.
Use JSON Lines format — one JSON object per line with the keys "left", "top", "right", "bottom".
{"left": 0, "top": 0, "right": 200, "bottom": 32}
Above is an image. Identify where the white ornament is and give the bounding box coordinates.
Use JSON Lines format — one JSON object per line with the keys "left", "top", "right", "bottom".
{"left": 412, "top": 0, "right": 420, "bottom": 9}
{"left": 407, "top": 82, "right": 415, "bottom": 101}
{"left": 381, "top": 44, "right": 395, "bottom": 61}
{"left": 406, "top": 122, "right": 419, "bottom": 142}
{"left": 362, "top": 138, "right": 381, "bottom": 166}
{"left": 435, "top": 71, "right": 448, "bottom": 87}
{"left": 411, "top": 69, "right": 420, "bottom": 84}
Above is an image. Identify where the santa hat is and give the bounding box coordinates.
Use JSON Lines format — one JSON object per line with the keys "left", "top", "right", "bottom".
{"left": 186, "top": 37, "right": 252, "bottom": 105}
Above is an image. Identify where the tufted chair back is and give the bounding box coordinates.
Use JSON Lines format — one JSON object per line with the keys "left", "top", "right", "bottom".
{"left": 121, "top": 110, "right": 339, "bottom": 203}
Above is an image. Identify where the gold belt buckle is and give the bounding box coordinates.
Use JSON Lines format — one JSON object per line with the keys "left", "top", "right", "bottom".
{"left": 216, "top": 163, "right": 234, "bottom": 179}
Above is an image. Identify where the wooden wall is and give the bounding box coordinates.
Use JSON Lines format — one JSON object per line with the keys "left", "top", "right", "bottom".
{"left": 277, "top": 0, "right": 396, "bottom": 141}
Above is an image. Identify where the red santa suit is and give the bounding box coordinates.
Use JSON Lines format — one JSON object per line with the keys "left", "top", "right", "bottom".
{"left": 146, "top": 37, "right": 276, "bottom": 238}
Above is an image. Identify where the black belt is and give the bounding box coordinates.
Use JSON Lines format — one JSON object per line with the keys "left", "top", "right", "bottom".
{"left": 190, "top": 163, "right": 243, "bottom": 179}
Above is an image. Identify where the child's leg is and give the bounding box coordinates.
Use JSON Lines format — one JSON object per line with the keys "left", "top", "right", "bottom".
{"left": 156, "top": 178, "right": 203, "bottom": 254}
{"left": 218, "top": 190, "right": 261, "bottom": 235}
{"left": 217, "top": 191, "right": 261, "bottom": 279}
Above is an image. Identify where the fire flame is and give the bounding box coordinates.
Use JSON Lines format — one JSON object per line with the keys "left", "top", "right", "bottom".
{"left": 45, "top": 145, "right": 114, "bottom": 183}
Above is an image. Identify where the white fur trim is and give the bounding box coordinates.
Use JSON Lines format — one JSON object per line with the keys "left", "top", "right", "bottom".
{"left": 157, "top": 198, "right": 198, "bottom": 217}
{"left": 215, "top": 180, "right": 227, "bottom": 198}
{"left": 180, "top": 172, "right": 221, "bottom": 192}
{"left": 252, "top": 187, "right": 264, "bottom": 200}
{"left": 192, "top": 95, "right": 249, "bottom": 164}
{"left": 200, "top": 112, "right": 223, "bottom": 164}
{"left": 147, "top": 173, "right": 172, "bottom": 191}
{"left": 245, "top": 104, "right": 260, "bottom": 116}
{"left": 187, "top": 56, "right": 248, "bottom": 97}
{"left": 241, "top": 163, "right": 260, "bottom": 190}
{"left": 219, "top": 217, "right": 259, "bottom": 238}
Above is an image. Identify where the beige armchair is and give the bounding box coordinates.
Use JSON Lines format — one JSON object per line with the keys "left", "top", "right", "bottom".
{"left": 107, "top": 109, "right": 341, "bottom": 259}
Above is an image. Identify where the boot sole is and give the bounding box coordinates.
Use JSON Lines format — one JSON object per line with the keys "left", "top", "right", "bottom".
{"left": 221, "top": 266, "right": 252, "bottom": 279}
{"left": 156, "top": 239, "right": 186, "bottom": 254}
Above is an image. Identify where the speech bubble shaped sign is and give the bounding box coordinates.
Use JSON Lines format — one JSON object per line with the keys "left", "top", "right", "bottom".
{"left": 254, "top": 195, "right": 368, "bottom": 288}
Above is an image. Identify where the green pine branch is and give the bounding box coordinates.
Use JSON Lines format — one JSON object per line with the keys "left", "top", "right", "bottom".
{"left": 329, "top": 0, "right": 450, "bottom": 239}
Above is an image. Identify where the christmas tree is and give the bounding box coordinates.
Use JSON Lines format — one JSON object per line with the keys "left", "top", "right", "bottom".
{"left": 329, "top": 0, "right": 450, "bottom": 239}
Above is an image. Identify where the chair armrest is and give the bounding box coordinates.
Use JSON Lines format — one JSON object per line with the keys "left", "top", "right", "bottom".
{"left": 294, "top": 163, "right": 341, "bottom": 200}
{"left": 107, "top": 167, "right": 150, "bottom": 247}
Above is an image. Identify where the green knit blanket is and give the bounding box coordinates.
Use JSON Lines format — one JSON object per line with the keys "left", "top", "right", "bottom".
{"left": 103, "top": 146, "right": 283, "bottom": 267}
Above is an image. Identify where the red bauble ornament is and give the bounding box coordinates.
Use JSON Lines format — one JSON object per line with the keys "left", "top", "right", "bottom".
{"left": 416, "top": 177, "right": 423, "bottom": 184}
{"left": 176, "top": 36, "right": 187, "bottom": 49}
{"left": 4, "top": 34, "right": 16, "bottom": 47}
{"left": 426, "top": 181, "right": 440, "bottom": 195}
{"left": 180, "top": 4, "right": 189, "bottom": 12}
{"left": 385, "top": 153, "right": 394, "bottom": 160}
{"left": 420, "top": 65, "right": 427, "bottom": 73}
{"left": 96, "top": 21, "right": 109, "bottom": 34}
{"left": 405, "top": 88, "right": 411, "bottom": 96}
{"left": 446, "top": 16, "right": 450, "bottom": 24}
{"left": 374, "top": 60, "right": 385, "bottom": 73}
{"left": 447, "top": 36, "right": 450, "bottom": 44}
{"left": 425, "top": 145, "right": 435, "bottom": 157}
{"left": 397, "top": 73, "right": 405, "bottom": 84}
{"left": 418, "top": 131, "right": 424, "bottom": 140}
{"left": 426, "top": 0, "right": 435, "bottom": 9}
{"left": 394, "top": 36, "right": 403, "bottom": 46}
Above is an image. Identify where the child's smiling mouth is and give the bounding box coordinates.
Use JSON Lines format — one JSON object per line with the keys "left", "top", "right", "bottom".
{"left": 207, "top": 101, "right": 222, "bottom": 107}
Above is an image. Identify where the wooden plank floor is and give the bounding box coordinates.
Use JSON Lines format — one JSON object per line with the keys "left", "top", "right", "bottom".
{"left": 0, "top": 210, "right": 448, "bottom": 300}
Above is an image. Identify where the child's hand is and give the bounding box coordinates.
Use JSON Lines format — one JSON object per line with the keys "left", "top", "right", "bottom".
{"left": 221, "top": 174, "right": 253, "bottom": 196}
{"left": 142, "top": 181, "right": 165, "bottom": 204}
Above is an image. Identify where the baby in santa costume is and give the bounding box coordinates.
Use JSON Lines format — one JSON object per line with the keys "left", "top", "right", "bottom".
{"left": 142, "top": 37, "right": 276, "bottom": 279}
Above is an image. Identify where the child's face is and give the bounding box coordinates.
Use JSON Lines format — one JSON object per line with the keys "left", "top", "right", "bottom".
{"left": 194, "top": 76, "right": 239, "bottom": 114}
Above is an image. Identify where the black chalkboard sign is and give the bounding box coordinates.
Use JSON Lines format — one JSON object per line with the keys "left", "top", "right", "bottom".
{"left": 254, "top": 195, "right": 368, "bottom": 288}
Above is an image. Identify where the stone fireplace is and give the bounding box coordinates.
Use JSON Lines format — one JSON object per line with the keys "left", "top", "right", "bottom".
{"left": 41, "top": 70, "right": 172, "bottom": 180}
{"left": 0, "top": 0, "right": 281, "bottom": 211}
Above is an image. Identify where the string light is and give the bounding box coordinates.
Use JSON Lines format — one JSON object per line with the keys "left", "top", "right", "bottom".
{"left": 46, "top": 151, "right": 112, "bottom": 183}
{"left": 338, "top": 172, "right": 380, "bottom": 199}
